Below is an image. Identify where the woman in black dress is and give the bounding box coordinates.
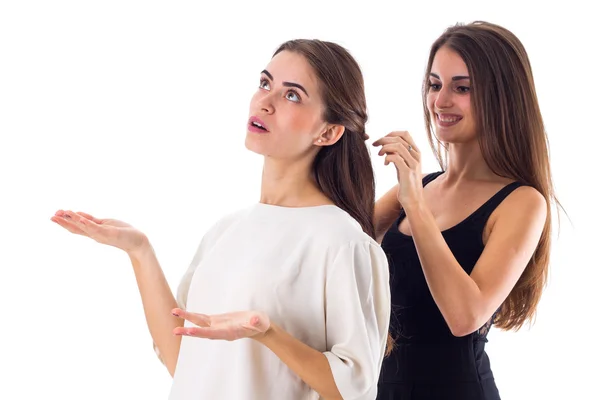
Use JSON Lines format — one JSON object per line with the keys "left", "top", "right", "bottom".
{"left": 373, "top": 21, "right": 559, "bottom": 399}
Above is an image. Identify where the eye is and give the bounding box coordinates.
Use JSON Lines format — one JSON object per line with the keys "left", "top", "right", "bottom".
{"left": 286, "top": 90, "right": 301, "bottom": 103}
{"left": 456, "top": 86, "right": 470, "bottom": 93}
{"left": 428, "top": 82, "right": 441, "bottom": 91}
{"left": 259, "top": 78, "right": 270, "bottom": 90}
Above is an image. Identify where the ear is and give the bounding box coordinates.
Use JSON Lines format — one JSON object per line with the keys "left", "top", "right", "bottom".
{"left": 314, "top": 124, "right": 345, "bottom": 146}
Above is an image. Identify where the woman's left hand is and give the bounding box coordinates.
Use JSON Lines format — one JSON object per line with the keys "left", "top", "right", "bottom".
{"left": 171, "top": 308, "right": 271, "bottom": 341}
{"left": 373, "top": 131, "right": 425, "bottom": 209}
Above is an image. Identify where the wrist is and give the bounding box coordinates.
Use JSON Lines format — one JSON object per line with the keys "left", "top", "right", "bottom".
{"left": 402, "top": 198, "right": 426, "bottom": 215}
{"left": 254, "top": 321, "right": 278, "bottom": 345}
{"left": 127, "top": 236, "right": 153, "bottom": 262}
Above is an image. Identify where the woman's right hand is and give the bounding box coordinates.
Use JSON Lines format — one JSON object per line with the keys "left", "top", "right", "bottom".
{"left": 51, "top": 210, "right": 149, "bottom": 255}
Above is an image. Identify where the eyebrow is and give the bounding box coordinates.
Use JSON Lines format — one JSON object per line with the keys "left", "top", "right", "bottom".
{"left": 261, "top": 69, "right": 310, "bottom": 97}
{"left": 430, "top": 73, "right": 470, "bottom": 81}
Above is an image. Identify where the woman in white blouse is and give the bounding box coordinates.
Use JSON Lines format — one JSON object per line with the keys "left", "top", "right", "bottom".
{"left": 51, "top": 39, "right": 391, "bottom": 400}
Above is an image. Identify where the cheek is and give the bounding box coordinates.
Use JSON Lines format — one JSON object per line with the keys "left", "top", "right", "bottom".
{"left": 457, "top": 96, "right": 471, "bottom": 116}
{"left": 458, "top": 96, "right": 473, "bottom": 121}
{"left": 285, "top": 107, "right": 320, "bottom": 132}
{"left": 426, "top": 93, "right": 436, "bottom": 114}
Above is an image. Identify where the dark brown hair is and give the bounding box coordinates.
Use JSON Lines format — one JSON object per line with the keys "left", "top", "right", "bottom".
{"left": 273, "top": 40, "right": 396, "bottom": 352}
{"left": 273, "top": 40, "right": 376, "bottom": 240}
{"left": 422, "top": 21, "right": 560, "bottom": 330}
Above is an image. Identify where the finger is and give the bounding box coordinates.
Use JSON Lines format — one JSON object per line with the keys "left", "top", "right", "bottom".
{"left": 372, "top": 137, "right": 388, "bottom": 147}
{"left": 174, "top": 326, "right": 233, "bottom": 340}
{"left": 76, "top": 212, "right": 104, "bottom": 224}
{"left": 388, "top": 131, "right": 420, "bottom": 154}
{"left": 372, "top": 131, "right": 408, "bottom": 146}
{"left": 241, "top": 315, "right": 269, "bottom": 333}
{"left": 50, "top": 215, "right": 87, "bottom": 235}
{"left": 380, "top": 143, "right": 419, "bottom": 168}
{"left": 54, "top": 209, "right": 80, "bottom": 223}
{"left": 51, "top": 210, "right": 90, "bottom": 234}
{"left": 372, "top": 137, "right": 399, "bottom": 147}
{"left": 63, "top": 211, "right": 96, "bottom": 232}
{"left": 54, "top": 209, "right": 67, "bottom": 218}
{"left": 373, "top": 131, "right": 421, "bottom": 154}
{"left": 372, "top": 135, "right": 413, "bottom": 149}
{"left": 69, "top": 211, "right": 107, "bottom": 231}
{"left": 376, "top": 137, "right": 421, "bottom": 162}
{"left": 402, "top": 141, "right": 421, "bottom": 163}
{"left": 68, "top": 212, "right": 114, "bottom": 244}
{"left": 172, "top": 308, "right": 211, "bottom": 327}
{"left": 400, "top": 134, "right": 420, "bottom": 154}
{"left": 207, "top": 311, "right": 259, "bottom": 326}
{"left": 384, "top": 153, "right": 410, "bottom": 172}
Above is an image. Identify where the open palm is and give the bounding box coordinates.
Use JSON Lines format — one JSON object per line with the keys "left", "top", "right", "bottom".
{"left": 51, "top": 210, "right": 147, "bottom": 253}
{"left": 172, "top": 308, "right": 271, "bottom": 341}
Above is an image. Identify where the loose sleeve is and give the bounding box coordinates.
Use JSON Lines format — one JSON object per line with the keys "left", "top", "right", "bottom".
{"left": 323, "top": 241, "right": 391, "bottom": 399}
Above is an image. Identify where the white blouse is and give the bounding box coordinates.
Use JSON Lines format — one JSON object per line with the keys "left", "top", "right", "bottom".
{"left": 156, "top": 203, "right": 391, "bottom": 400}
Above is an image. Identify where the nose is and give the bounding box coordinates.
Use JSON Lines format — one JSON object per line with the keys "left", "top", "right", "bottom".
{"left": 256, "top": 92, "right": 275, "bottom": 115}
{"left": 434, "top": 87, "right": 453, "bottom": 110}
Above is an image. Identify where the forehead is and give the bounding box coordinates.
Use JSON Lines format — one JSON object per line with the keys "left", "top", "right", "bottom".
{"left": 431, "top": 46, "right": 469, "bottom": 78}
{"left": 264, "top": 50, "right": 319, "bottom": 90}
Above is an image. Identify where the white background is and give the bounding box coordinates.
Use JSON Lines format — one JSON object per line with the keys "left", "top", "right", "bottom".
{"left": 1, "top": 1, "right": 597, "bottom": 399}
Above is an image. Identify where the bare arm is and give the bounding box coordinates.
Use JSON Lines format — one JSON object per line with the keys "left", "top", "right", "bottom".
{"left": 50, "top": 210, "right": 183, "bottom": 377}
{"left": 405, "top": 186, "right": 547, "bottom": 336}
{"left": 129, "top": 242, "right": 183, "bottom": 377}
{"left": 374, "top": 184, "right": 402, "bottom": 243}
{"left": 255, "top": 324, "right": 343, "bottom": 400}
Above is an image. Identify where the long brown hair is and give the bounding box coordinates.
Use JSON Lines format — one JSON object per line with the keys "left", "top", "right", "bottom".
{"left": 273, "top": 40, "right": 376, "bottom": 239}
{"left": 273, "top": 40, "right": 396, "bottom": 352}
{"left": 422, "top": 21, "right": 561, "bottom": 330}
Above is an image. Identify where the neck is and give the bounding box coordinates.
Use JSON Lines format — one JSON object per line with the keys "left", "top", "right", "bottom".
{"left": 442, "top": 140, "right": 497, "bottom": 184}
{"left": 259, "top": 156, "right": 329, "bottom": 207}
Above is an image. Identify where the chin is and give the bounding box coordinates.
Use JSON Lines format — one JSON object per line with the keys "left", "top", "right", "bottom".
{"left": 245, "top": 134, "right": 268, "bottom": 156}
{"left": 434, "top": 132, "right": 457, "bottom": 144}
{"left": 434, "top": 127, "right": 477, "bottom": 144}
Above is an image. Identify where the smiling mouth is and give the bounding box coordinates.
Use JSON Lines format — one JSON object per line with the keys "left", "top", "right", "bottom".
{"left": 436, "top": 113, "right": 462, "bottom": 127}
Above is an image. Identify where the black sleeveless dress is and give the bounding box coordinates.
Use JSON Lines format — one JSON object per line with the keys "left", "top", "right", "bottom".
{"left": 376, "top": 171, "right": 524, "bottom": 400}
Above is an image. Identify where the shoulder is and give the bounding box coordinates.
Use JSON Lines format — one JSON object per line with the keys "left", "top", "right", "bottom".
{"left": 489, "top": 184, "right": 547, "bottom": 235}
{"left": 498, "top": 185, "right": 546, "bottom": 216}
{"left": 203, "top": 206, "right": 252, "bottom": 237}
{"left": 322, "top": 208, "right": 388, "bottom": 265}
{"left": 295, "top": 206, "right": 387, "bottom": 270}
{"left": 313, "top": 206, "right": 378, "bottom": 246}
{"left": 324, "top": 239, "right": 390, "bottom": 299}
{"left": 187, "top": 206, "right": 253, "bottom": 257}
